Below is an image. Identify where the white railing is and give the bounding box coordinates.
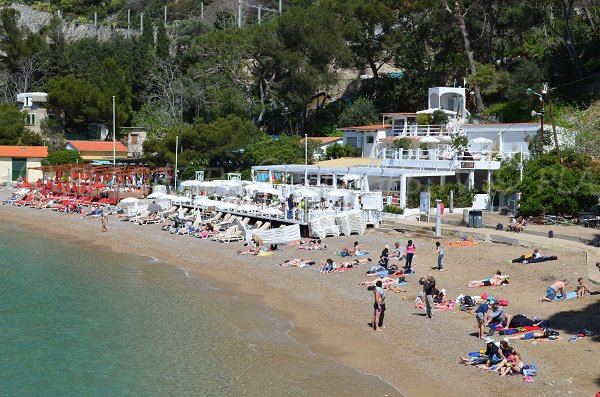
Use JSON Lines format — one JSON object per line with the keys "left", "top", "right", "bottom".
{"left": 380, "top": 148, "right": 449, "bottom": 161}
{"left": 391, "top": 124, "right": 462, "bottom": 137}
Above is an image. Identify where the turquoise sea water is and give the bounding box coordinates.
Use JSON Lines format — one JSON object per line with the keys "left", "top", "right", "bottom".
{"left": 0, "top": 223, "right": 401, "bottom": 397}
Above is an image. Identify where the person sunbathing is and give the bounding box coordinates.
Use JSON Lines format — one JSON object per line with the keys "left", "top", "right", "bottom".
{"left": 467, "top": 272, "right": 509, "bottom": 287}
{"left": 339, "top": 258, "right": 372, "bottom": 267}
{"left": 363, "top": 277, "right": 406, "bottom": 293}
{"left": 287, "top": 240, "right": 308, "bottom": 246}
{"left": 506, "top": 328, "right": 559, "bottom": 340}
{"left": 509, "top": 249, "right": 541, "bottom": 263}
{"left": 279, "top": 258, "right": 315, "bottom": 267}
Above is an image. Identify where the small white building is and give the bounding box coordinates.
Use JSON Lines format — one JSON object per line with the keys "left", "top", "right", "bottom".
{"left": 301, "top": 136, "right": 343, "bottom": 161}
{"left": 16, "top": 92, "right": 51, "bottom": 134}
{"left": 340, "top": 124, "right": 392, "bottom": 158}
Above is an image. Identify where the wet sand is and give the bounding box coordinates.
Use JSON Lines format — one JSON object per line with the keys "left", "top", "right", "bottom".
{"left": 1, "top": 204, "right": 598, "bottom": 396}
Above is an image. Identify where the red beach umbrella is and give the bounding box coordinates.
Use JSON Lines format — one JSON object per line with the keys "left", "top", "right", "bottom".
{"left": 16, "top": 181, "right": 33, "bottom": 188}
{"left": 92, "top": 183, "right": 107, "bottom": 188}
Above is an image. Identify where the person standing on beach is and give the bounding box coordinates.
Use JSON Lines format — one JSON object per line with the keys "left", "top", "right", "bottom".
{"left": 101, "top": 212, "right": 108, "bottom": 232}
{"left": 373, "top": 280, "right": 386, "bottom": 331}
{"left": 287, "top": 194, "right": 295, "bottom": 219}
{"left": 435, "top": 241, "right": 444, "bottom": 271}
{"left": 404, "top": 240, "right": 415, "bottom": 271}
{"left": 420, "top": 274, "right": 436, "bottom": 319}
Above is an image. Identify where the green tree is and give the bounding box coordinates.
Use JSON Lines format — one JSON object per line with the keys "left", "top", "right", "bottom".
{"left": 0, "top": 103, "right": 27, "bottom": 145}
{"left": 491, "top": 155, "right": 522, "bottom": 198}
{"left": 143, "top": 115, "right": 262, "bottom": 170}
{"left": 519, "top": 151, "right": 598, "bottom": 215}
{"left": 41, "top": 150, "right": 83, "bottom": 166}
{"left": 156, "top": 19, "right": 169, "bottom": 59}
{"left": 338, "top": 97, "right": 379, "bottom": 127}
{"left": 244, "top": 135, "right": 306, "bottom": 165}
{"left": 323, "top": 0, "right": 402, "bottom": 79}
{"left": 324, "top": 143, "right": 357, "bottom": 159}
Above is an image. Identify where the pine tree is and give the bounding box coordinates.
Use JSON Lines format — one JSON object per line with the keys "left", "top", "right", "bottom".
{"left": 156, "top": 20, "right": 170, "bottom": 59}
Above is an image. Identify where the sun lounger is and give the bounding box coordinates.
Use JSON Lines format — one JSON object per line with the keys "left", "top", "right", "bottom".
{"left": 218, "top": 229, "right": 244, "bottom": 243}
{"left": 138, "top": 214, "right": 163, "bottom": 225}
{"left": 211, "top": 225, "right": 238, "bottom": 241}
{"left": 258, "top": 222, "right": 271, "bottom": 230}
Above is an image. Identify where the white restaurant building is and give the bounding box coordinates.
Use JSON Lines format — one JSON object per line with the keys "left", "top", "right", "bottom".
{"left": 252, "top": 87, "right": 540, "bottom": 209}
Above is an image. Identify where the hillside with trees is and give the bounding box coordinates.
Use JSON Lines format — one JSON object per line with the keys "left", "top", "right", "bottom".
{"left": 0, "top": 0, "right": 599, "bottom": 184}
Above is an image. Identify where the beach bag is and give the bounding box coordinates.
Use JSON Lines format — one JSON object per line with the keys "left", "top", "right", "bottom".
{"left": 463, "top": 295, "right": 474, "bottom": 307}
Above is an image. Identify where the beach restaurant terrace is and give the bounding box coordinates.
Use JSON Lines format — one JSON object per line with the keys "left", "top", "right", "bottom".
{"left": 251, "top": 164, "right": 455, "bottom": 209}
{"left": 29, "top": 163, "right": 173, "bottom": 204}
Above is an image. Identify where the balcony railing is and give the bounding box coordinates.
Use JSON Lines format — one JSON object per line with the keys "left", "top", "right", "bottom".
{"left": 390, "top": 124, "right": 461, "bottom": 137}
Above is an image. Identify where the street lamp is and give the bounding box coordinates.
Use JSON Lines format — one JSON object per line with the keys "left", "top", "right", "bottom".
{"left": 527, "top": 84, "right": 561, "bottom": 162}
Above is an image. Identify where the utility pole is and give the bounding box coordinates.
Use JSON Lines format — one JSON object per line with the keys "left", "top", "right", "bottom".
{"left": 164, "top": 6, "right": 167, "bottom": 23}
{"left": 238, "top": 0, "right": 243, "bottom": 28}
{"left": 127, "top": 9, "right": 130, "bottom": 38}
{"left": 140, "top": 12, "right": 143, "bottom": 33}
{"left": 94, "top": 12, "right": 97, "bottom": 32}
{"left": 279, "top": 0, "right": 282, "bottom": 13}
{"left": 547, "top": 92, "right": 562, "bottom": 162}
{"left": 201, "top": 2, "right": 204, "bottom": 20}
{"left": 112, "top": 96, "right": 116, "bottom": 166}
{"left": 258, "top": 5, "right": 261, "bottom": 24}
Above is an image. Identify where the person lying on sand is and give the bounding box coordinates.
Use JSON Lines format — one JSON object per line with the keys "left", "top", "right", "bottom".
{"left": 279, "top": 258, "right": 315, "bottom": 267}
{"left": 504, "top": 314, "right": 548, "bottom": 329}
{"left": 505, "top": 328, "right": 559, "bottom": 341}
{"left": 540, "top": 279, "right": 569, "bottom": 302}
{"left": 361, "top": 276, "right": 407, "bottom": 292}
{"left": 467, "top": 271, "right": 509, "bottom": 287}
{"left": 339, "top": 258, "right": 372, "bottom": 268}
{"left": 509, "top": 249, "right": 541, "bottom": 263}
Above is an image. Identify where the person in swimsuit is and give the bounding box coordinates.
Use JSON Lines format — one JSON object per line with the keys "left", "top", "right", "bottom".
{"left": 466, "top": 273, "right": 509, "bottom": 287}
{"left": 540, "top": 279, "right": 569, "bottom": 302}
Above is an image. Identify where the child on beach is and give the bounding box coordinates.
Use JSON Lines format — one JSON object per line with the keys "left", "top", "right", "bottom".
{"left": 101, "top": 212, "right": 108, "bottom": 232}
{"left": 576, "top": 277, "right": 590, "bottom": 298}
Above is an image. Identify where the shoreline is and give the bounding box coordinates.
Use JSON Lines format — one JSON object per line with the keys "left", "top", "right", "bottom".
{"left": 1, "top": 205, "right": 597, "bottom": 396}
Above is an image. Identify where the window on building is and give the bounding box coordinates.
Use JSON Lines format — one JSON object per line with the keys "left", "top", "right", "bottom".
{"left": 11, "top": 158, "right": 26, "bottom": 181}
{"left": 366, "top": 135, "right": 375, "bottom": 144}
{"left": 26, "top": 114, "right": 35, "bottom": 125}
{"left": 131, "top": 135, "right": 139, "bottom": 145}
{"left": 25, "top": 97, "right": 32, "bottom": 107}
{"left": 346, "top": 137, "right": 358, "bottom": 148}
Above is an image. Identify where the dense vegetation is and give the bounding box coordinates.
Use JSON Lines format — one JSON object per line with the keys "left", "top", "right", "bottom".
{"left": 1, "top": 0, "right": 600, "bottom": 199}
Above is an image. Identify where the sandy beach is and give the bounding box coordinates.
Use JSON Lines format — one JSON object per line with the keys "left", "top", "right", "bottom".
{"left": 1, "top": 202, "right": 598, "bottom": 397}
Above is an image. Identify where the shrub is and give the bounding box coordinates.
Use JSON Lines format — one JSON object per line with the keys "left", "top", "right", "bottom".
{"left": 383, "top": 205, "right": 404, "bottom": 214}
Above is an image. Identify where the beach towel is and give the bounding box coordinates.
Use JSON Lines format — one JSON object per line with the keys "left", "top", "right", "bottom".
{"left": 448, "top": 241, "right": 479, "bottom": 247}
{"left": 556, "top": 291, "right": 577, "bottom": 300}
{"left": 498, "top": 326, "right": 542, "bottom": 335}
{"left": 394, "top": 281, "right": 408, "bottom": 286}
{"left": 256, "top": 251, "right": 274, "bottom": 257}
